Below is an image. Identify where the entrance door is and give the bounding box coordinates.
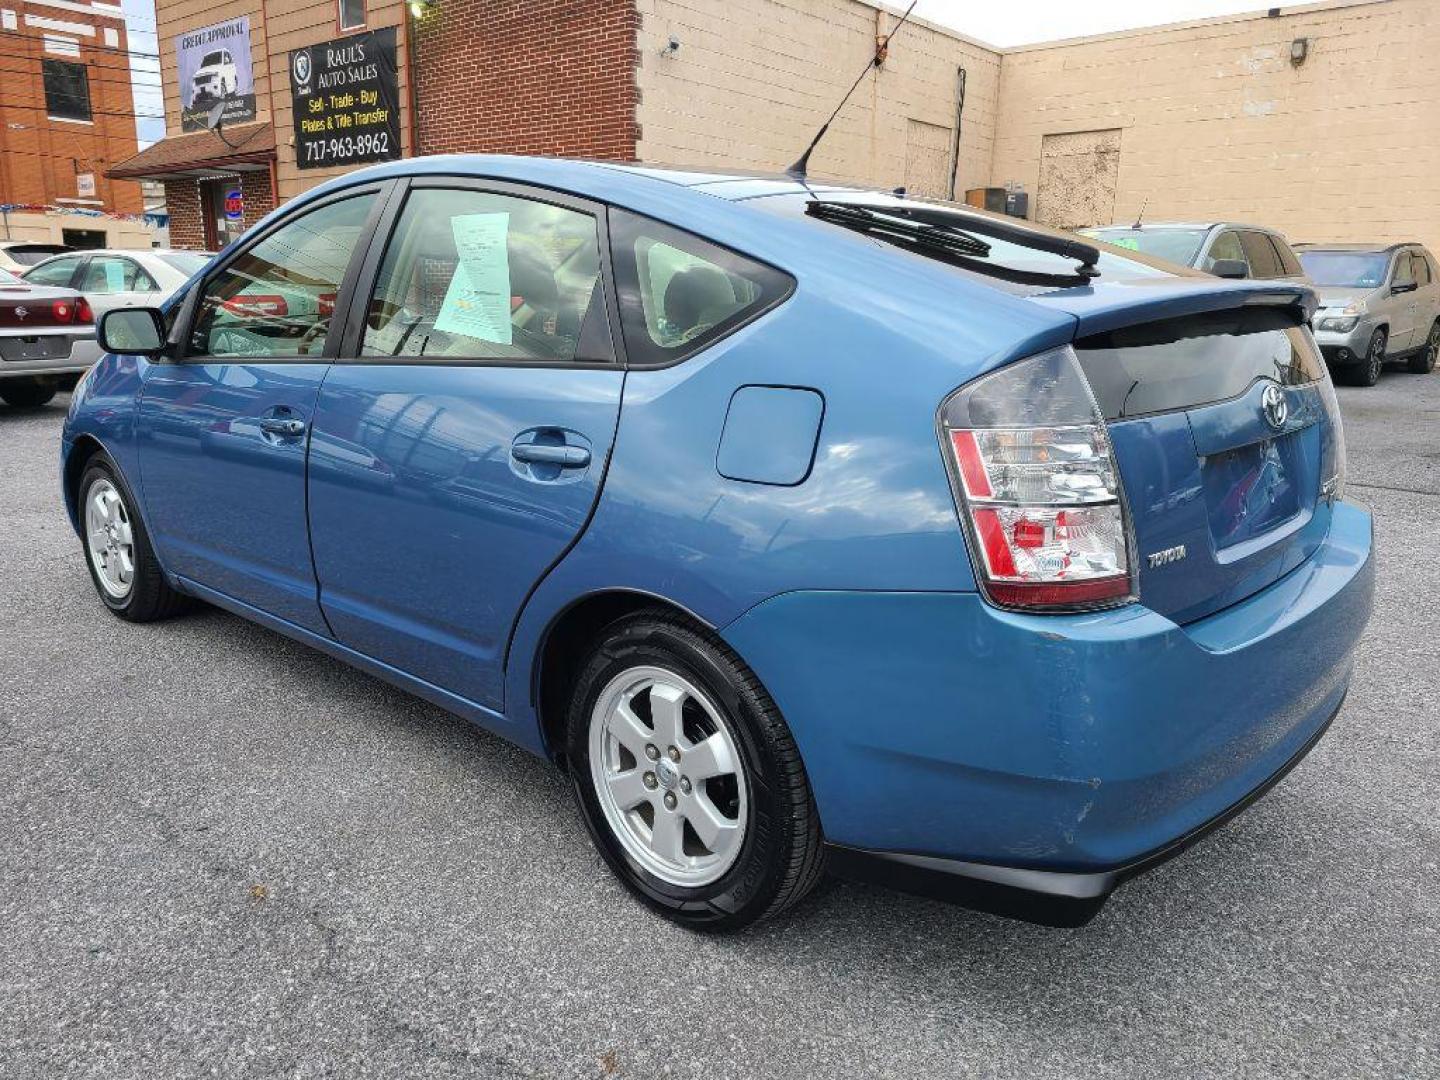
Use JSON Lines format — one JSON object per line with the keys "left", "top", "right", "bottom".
{"left": 200, "top": 177, "right": 247, "bottom": 251}
{"left": 306, "top": 181, "right": 625, "bottom": 710}
{"left": 138, "top": 187, "right": 384, "bottom": 633}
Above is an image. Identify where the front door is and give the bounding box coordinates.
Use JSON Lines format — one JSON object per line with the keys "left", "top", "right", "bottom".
{"left": 1388, "top": 251, "right": 1418, "bottom": 351}
{"left": 306, "top": 181, "right": 625, "bottom": 710}
{"left": 138, "top": 188, "right": 384, "bottom": 634}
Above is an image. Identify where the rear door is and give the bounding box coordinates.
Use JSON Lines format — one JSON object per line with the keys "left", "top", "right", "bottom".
{"left": 1238, "top": 231, "right": 1284, "bottom": 280}
{"left": 306, "top": 178, "right": 625, "bottom": 710}
{"left": 138, "top": 185, "right": 388, "bottom": 633}
{"left": 1074, "top": 303, "right": 1340, "bottom": 624}
{"left": 79, "top": 255, "right": 161, "bottom": 319}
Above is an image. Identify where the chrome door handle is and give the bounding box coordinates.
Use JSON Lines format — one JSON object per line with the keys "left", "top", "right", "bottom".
{"left": 258, "top": 417, "right": 306, "bottom": 438}
{"left": 511, "top": 443, "right": 590, "bottom": 468}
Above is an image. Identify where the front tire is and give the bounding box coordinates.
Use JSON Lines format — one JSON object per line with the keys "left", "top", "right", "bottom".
{"left": 1345, "top": 328, "right": 1386, "bottom": 387}
{"left": 566, "top": 612, "right": 824, "bottom": 931}
{"left": 1408, "top": 321, "right": 1439, "bottom": 374}
{"left": 0, "top": 378, "right": 58, "bottom": 409}
{"left": 78, "top": 457, "right": 191, "bottom": 622}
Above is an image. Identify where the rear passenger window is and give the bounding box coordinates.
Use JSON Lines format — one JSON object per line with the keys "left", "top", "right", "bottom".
{"left": 1273, "top": 238, "right": 1303, "bottom": 277}
{"left": 363, "top": 188, "right": 607, "bottom": 364}
{"left": 1239, "top": 232, "right": 1283, "bottom": 279}
{"left": 609, "top": 209, "right": 794, "bottom": 366}
{"left": 1412, "top": 253, "right": 1432, "bottom": 285}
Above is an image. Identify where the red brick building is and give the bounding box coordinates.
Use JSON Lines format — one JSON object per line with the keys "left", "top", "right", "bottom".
{"left": 0, "top": 0, "right": 151, "bottom": 249}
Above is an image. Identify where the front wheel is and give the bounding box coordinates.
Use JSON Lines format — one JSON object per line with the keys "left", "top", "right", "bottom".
{"left": 79, "top": 457, "right": 191, "bottom": 621}
{"left": 1408, "top": 321, "right": 1439, "bottom": 374}
{"left": 566, "top": 613, "right": 824, "bottom": 931}
{"left": 1345, "top": 328, "right": 1386, "bottom": 387}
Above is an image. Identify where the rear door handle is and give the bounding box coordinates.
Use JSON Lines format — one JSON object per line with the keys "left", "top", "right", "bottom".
{"left": 511, "top": 443, "right": 591, "bottom": 468}
{"left": 258, "top": 417, "right": 307, "bottom": 438}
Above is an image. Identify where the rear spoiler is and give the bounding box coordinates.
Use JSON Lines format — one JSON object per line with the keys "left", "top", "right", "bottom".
{"left": 1029, "top": 280, "right": 1318, "bottom": 340}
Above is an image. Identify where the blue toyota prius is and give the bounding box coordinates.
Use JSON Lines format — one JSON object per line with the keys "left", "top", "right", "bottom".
{"left": 62, "top": 156, "right": 1374, "bottom": 930}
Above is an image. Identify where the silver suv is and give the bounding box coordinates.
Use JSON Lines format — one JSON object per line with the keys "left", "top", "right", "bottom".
{"left": 1296, "top": 243, "right": 1440, "bottom": 386}
{"left": 1082, "top": 222, "right": 1310, "bottom": 282}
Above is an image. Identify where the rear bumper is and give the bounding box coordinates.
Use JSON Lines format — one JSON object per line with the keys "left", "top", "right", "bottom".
{"left": 721, "top": 500, "right": 1374, "bottom": 920}
{"left": 825, "top": 695, "right": 1340, "bottom": 926}
{"left": 0, "top": 334, "right": 100, "bottom": 378}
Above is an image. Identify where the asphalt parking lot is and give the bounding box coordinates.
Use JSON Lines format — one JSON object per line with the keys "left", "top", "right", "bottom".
{"left": 2, "top": 375, "right": 1437, "bottom": 1080}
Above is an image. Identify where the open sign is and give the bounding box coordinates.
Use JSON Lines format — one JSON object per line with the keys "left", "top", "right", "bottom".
{"left": 223, "top": 189, "right": 244, "bottom": 220}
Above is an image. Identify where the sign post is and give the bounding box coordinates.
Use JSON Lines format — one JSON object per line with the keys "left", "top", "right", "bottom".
{"left": 290, "top": 28, "right": 403, "bottom": 170}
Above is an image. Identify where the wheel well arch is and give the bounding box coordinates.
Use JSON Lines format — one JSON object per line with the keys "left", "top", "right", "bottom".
{"left": 531, "top": 589, "right": 716, "bottom": 765}
{"left": 63, "top": 433, "right": 107, "bottom": 531}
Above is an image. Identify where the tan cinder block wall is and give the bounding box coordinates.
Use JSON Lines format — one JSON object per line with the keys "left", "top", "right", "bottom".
{"left": 990, "top": 0, "right": 1440, "bottom": 251}
{"left": 634, "top": 0, "right": 1002, "bottom": 196}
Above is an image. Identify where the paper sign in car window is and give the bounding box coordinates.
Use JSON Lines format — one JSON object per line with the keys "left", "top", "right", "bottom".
{"left": 1111, "top": 237, "right": 1141, "bottom": 251}
{"left": 433, "top": 213, "right": 513, "bottom": 345}
{"left": 102, "top": 260, "right": 129, "bottom": 290}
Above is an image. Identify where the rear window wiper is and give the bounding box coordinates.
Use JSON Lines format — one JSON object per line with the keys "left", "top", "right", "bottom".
{"left": 805, "top": 200, "right": 1102, "bottom": 280}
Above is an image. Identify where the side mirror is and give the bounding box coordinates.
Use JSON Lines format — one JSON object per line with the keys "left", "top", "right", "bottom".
{"left": 1210, "top": 259, "right": 1250, "bottom": 280}
{"left": 1391, "top": 281, "right": 1418, "bottom": 295}
{"left": 98, "top": 307, "right": 167, "bottom": 356}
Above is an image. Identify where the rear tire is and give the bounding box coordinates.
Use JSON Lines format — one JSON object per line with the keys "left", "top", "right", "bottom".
{"left": 1408, "top": 321, "right": 1439, "bottom": 374}
{"left": 565, "top": 612, "right": 824, "bottom": 931}
{"left": 78, "top": 456, "right": 192, "bottom": 622}
{"left": 1345, "top": 328, "right": 1386, "bottom": 387}
{"left": 0, "top": 379, "right": 58, "bottom": 409}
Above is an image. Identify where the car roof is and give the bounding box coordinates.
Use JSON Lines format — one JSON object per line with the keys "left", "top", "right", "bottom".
{"left": 1091, "top": 221, "right": 1295, "bottom": 237}
{"left": 1292, "top": 242, "right": 1421, "bottom": 253}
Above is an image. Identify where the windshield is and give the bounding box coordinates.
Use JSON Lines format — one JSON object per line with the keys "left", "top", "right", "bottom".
{"left": 763, "top": 193, "right": 1170, "bottom": 290}
{"left": 1083, "top": 228, "right": 1209, "bottom": 267}
{"left": 201, "top": 51, "right": 225, "bottom": 66}
{"left": 1297, "top": 251, "right": 1389, "bottom": 288}
{"left": 157, "top": 252, "right": 212, "bottom": 277}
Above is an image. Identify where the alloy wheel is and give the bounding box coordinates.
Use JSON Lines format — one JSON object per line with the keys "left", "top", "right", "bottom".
{"left": 1427, "top": 326, "right": 1439, "bottom": 372}
{"left": 588, "top": 665, "right": 748, "bottom": 888}
{"left": 1367, "top": 333, "right": 1385, "bottom": 384}
{"left": 85, "top": 478, "right": 135, "bottom": 599}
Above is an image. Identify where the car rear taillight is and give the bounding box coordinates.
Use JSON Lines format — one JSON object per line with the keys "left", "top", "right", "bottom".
{"left": 223, "top": 294, "right": 289, "bottom": 317}
{"left": 940, "top": 345, "right": 1136, "bottom": 612}
{"left": 73, "top": 296, "right": 93, "bottom": 323}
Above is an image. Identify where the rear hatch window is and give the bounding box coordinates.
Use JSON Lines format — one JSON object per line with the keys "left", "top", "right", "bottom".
{"left": 1076, "top": 306, "right": 1338, "bottom": 624}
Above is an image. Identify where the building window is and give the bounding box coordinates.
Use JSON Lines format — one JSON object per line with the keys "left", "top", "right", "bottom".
{"left": 338, "top": 0, "right": 365, "bottom": 30}
{"left": 43, "top": 59, "right": 91, "bottom": 121}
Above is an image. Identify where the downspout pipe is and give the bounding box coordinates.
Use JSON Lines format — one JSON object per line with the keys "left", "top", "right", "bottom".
{"left": 948, "top": 65, "right": 966, "bottom": 201}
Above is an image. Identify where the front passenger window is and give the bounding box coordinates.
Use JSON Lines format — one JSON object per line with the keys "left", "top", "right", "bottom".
{"left": 1203, "top": 231, "right": 1246, "bottom": 274}
{"left": 190, "top": 194, "right": 376, "bottom": 358}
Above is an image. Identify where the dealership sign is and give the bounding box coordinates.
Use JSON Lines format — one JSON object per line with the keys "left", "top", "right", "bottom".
{"left": 290, "top": 28, "right": 402, "bottom": 170}
{"left": 176, "top": 17, "right": 256, "bottom": 133}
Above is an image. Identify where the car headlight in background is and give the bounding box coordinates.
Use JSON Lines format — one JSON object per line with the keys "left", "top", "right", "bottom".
{"left": 1316, "top": 316, "right": 1359, "bottom": 333}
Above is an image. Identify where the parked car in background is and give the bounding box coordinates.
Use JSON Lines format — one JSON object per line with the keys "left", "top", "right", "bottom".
{"left": 0, "top": 240, "right": 73, "bottom": 273}
{"left": 62, "top": 158, "right": 1372, "bottom": 930}
{"left": 1082, "top": 222, "right": 1309, "bottom": 282}
{"left": 24, "top": 249, "right": 213, "bottom": 321}
{"left": 1295, "top": 243, "right": 1440, "bottom": 385}
{"left": 0, "top": 266, "right": 96, "bottom": 408}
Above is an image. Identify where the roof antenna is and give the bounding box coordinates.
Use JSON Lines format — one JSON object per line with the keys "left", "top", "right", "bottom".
{"left": 1132, "top": 196, "right": 1149, "bottom": 230}
{"left": 786, "top": 0, "right": 919, "bottom": 181}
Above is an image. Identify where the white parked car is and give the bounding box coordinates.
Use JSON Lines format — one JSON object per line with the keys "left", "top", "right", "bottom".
{"left": 23, "top": 249, "right": 214, "bottom": 321}
{"left": 0, "top": 241, "right": 73, "bottom": 273}
{"left": 191, "top": 49, "right": 239, "bottom": 103}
